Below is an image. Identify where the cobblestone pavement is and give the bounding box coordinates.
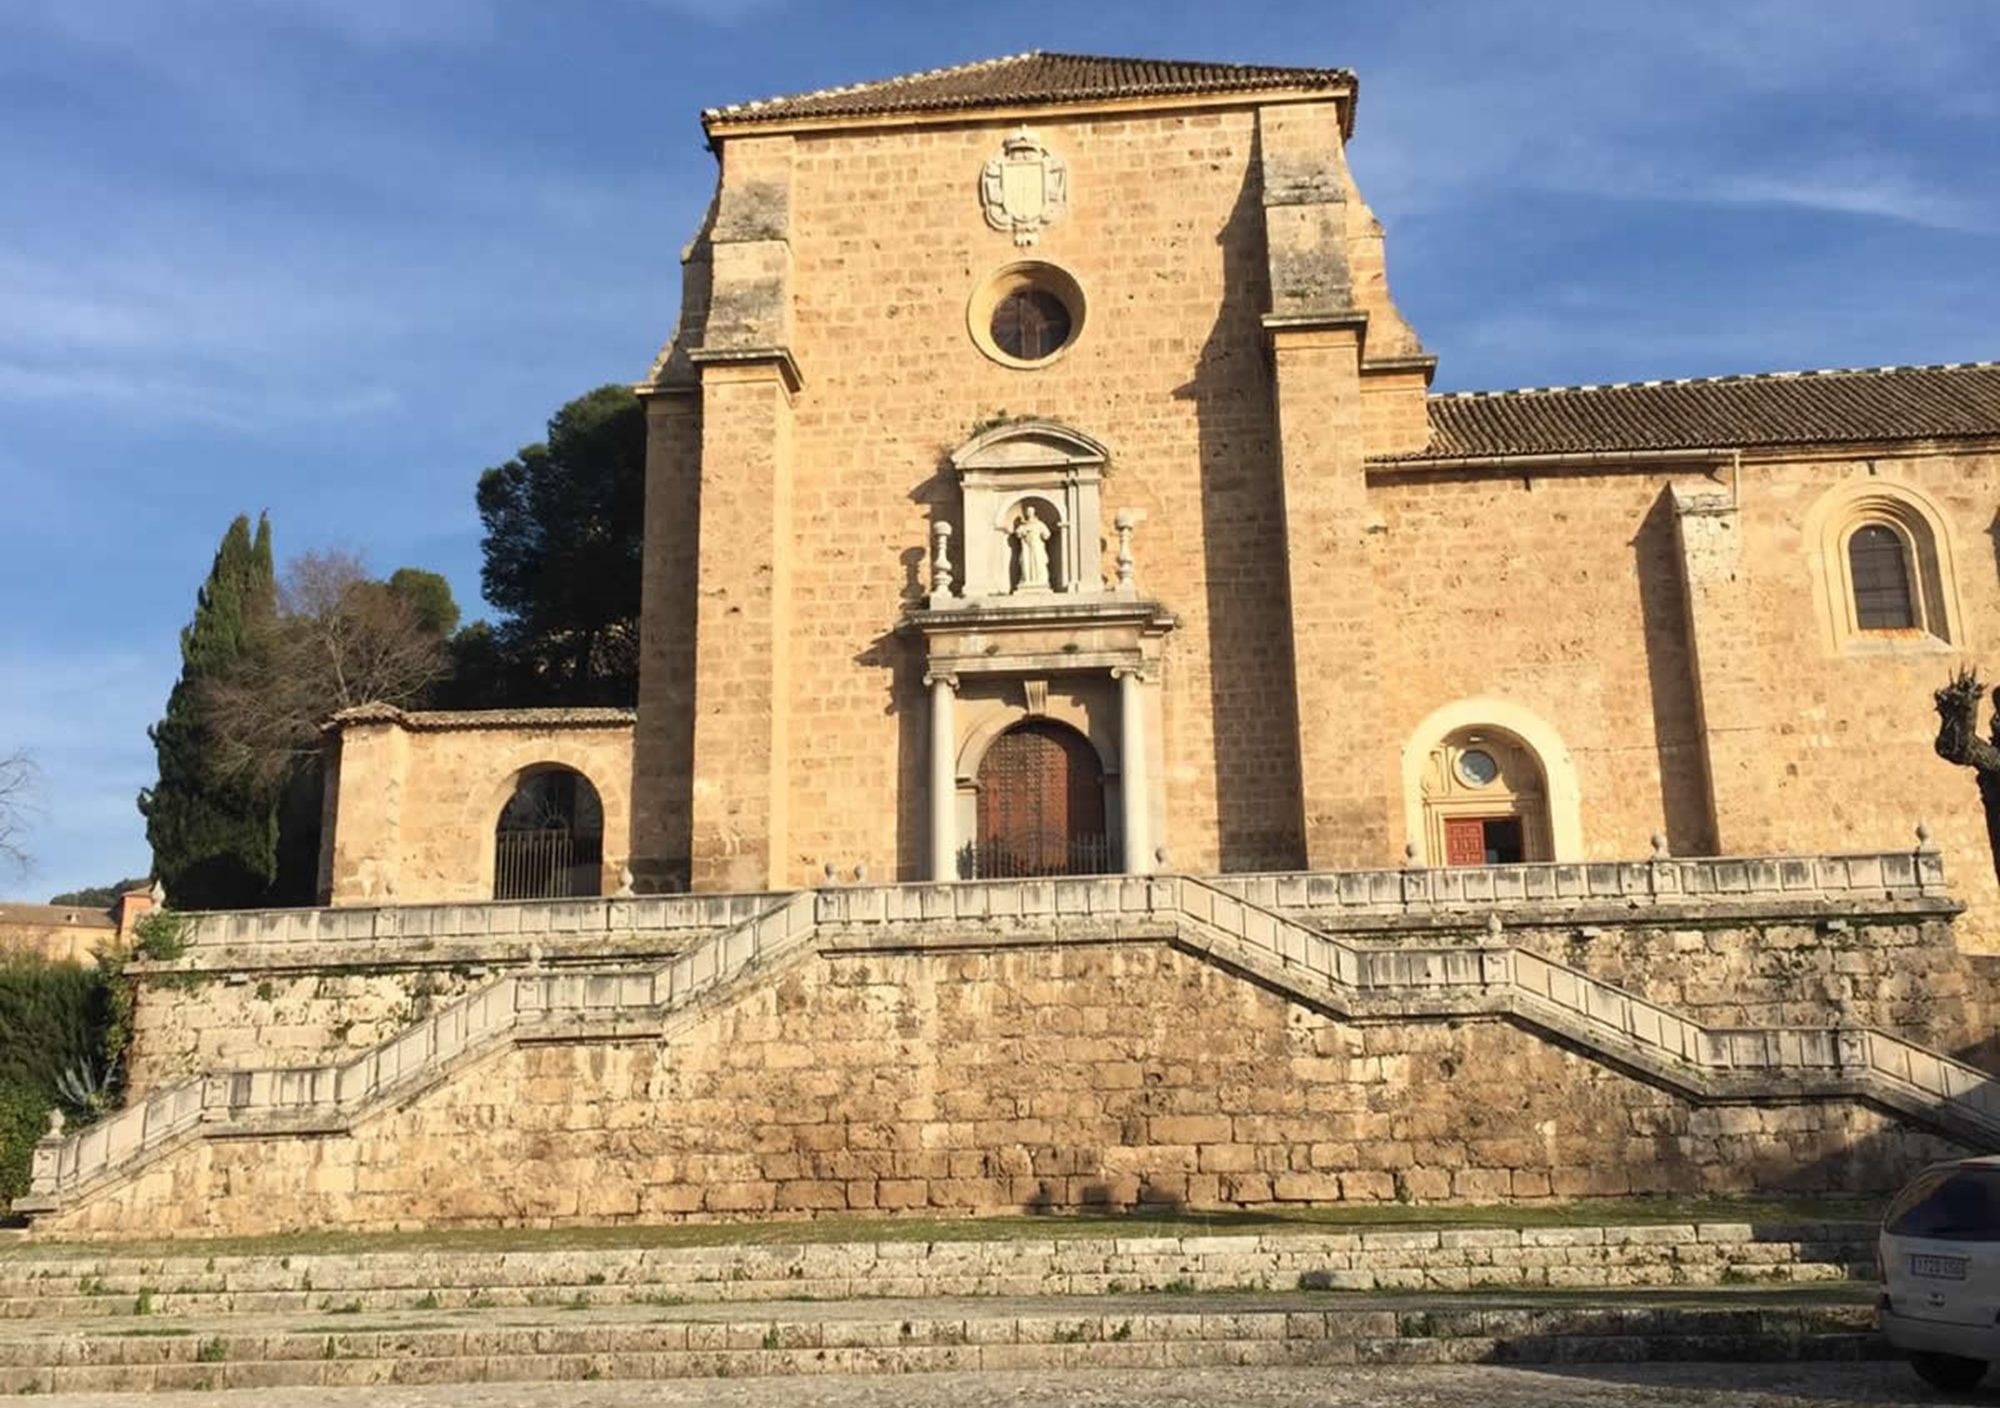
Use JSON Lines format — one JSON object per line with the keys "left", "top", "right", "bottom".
{"left": 32, "top": 1362, "right": 1984, "bottom": 1408}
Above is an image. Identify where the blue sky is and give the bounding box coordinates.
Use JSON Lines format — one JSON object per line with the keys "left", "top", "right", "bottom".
{"left": 2, "top": 0, "right": 1996, "bottom": 899}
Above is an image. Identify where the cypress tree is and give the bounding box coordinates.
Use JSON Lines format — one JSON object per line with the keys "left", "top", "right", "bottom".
{"left": 138, "top": 514, "right": 280, "bottom": 909}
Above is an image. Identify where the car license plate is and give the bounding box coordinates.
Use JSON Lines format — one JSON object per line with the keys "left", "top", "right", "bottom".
{"left": 1910, "top": 1254, "right": 1969, "bottom": 1280}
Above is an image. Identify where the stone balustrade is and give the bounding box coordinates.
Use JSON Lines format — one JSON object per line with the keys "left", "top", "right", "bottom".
{"left": 1208, "top": 848, "right": 1947, "bottom": 916}
{"left": 165, "top": 848, "right": 1946, "bottom": 959}
{"left": 21, "top": 848, "right": 1993, "bottom": 1220}
{"left": 24, "top": 894, "right": 820, "bottom": 1205}
{"left": 169, "top": 890, "right": 779, "bottom": 954}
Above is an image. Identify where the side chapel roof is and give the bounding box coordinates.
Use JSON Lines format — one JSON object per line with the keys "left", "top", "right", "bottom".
{"left": 1389, "top": 362, "right": 2000, "bottom": 462}
{"left": 703, "top": 51, "right": 1355, "bottom": 132}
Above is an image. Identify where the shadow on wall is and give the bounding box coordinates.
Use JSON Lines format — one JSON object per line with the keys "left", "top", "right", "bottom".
{"left": 1955, "top": 954, "right": 2000, "bottom": 1075}
{"left": 858, "top": 492, "right": 954, "bottom": 882}
{"left": 1174, "top": 137, "right": 1308, "bottom": 872}
{"left": 1633, "top": 487, "right": 1717, "bottom": 858}
{"left": 1025, "top": 1180, "right": 1189, "bottom": 1218}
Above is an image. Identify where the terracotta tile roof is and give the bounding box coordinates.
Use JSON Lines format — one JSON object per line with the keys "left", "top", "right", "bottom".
{"left": 326, "top": 704, "right": 636, "bottom": 732}
{"left": 1384, "top": 362, "right": 2000, "bottom": 462}
{"left": 703, "top": 51, "right": 1354, "bottom": 130}
{"left": 0, "top": 904, "right": 115, "bottom": 930}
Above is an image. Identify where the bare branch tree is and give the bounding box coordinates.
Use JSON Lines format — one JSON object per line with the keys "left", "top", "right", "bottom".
{"left": 1934, "top": 667, "right": 2000, "bottom": 883}
{"left": 0, "top": 749, "right": 41, "bottom": 878}
{"left": 202, "top": 551, "right": 451, "bottom": 787}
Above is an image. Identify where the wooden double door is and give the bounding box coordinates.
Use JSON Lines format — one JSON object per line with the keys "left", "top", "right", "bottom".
{"left": 971, "top": 721, "right": 1110, "bottom": 877}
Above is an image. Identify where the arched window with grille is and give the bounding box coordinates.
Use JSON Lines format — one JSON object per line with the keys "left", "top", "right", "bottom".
{"left": 1806, "top": 484, "right": 1963, "bottom": 652}
{"left": 1847, "top": 523, "right": 1919, "bottom": 631}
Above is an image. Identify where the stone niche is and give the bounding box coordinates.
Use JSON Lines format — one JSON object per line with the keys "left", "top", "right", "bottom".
{"left": 941, "top": 419, "right": 1113, "bottom": 604}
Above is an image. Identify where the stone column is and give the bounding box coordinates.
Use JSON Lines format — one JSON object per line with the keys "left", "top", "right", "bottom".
{"left": 927, "top": 671, "right": 958, "bottom": 882}
{"left": 1117, "top": 667, "right": 1153, "bottom": 874}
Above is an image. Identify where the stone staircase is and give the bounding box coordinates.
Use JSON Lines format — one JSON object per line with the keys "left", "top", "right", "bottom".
{"left": 18, "top": 857, "right": 1999, "bottom": 1221}
{"left": 0, "top": 1289, "right": 1890, "bottom": 1393}
{"left": 0, "top": 1217, "right": 1893, "bottom": 1391}
{"left": 0, "top": 1221, "right": 1875, "bottom": 1320}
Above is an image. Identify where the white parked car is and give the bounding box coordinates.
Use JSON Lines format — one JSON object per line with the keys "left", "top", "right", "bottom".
{"left": 1879, "top": 1156, "right": 2000, "bottom": 1392}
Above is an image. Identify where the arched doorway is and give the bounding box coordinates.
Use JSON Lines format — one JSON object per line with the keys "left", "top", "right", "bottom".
{"left": 969, "top": 720, "right": 1108, "bottom": 877}
{"left": 494, "top": 766, "right": 605, "bottom": 899}
{"left": 1418, "top": 728, "right": 1551, "bottom": 866}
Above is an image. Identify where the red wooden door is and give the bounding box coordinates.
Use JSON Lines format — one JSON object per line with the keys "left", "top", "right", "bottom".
{"left": 976, "top": 722, "right": 1106, "bottom": 876}
{"left": 1443, "top": 817, "right": 1488, "bottom": 867}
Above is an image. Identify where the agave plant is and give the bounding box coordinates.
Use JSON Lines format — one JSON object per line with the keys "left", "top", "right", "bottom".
{"left": 52, "top": 1057, "right": 121, "bottom": 1121}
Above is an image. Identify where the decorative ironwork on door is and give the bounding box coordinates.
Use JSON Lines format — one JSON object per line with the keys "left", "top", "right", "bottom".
{"left": 493, "top": 767, "right": 605, "bottom": 899}
{"left": 969, "top": 721, "right": 1108, "bottom": 878}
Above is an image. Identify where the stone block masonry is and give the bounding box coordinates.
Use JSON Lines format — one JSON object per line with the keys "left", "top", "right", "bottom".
{"left": 23, "top": 857, "right": 1993, "bottom": 1239}
{"left": 0, "top": 1222, "right": 1877, "bottom": 1319}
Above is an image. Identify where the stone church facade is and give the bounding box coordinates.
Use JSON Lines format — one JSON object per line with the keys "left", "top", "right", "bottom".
{"left": 29, "top": 54, "right": 2000, "bottom": 1237}
{"left": 321, "top": 51, "right": 2000, "bottom": 941}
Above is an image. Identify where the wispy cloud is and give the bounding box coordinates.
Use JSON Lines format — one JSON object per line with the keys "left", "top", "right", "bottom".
{"left": 1353, "top": 1, "right": 2000, "bottom": 235}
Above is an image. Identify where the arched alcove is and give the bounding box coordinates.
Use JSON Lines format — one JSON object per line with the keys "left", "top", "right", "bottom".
{"left": 493, "top": 765, "right": 606, "bottom": 899}
{"left": 1401, "top": 699, "right": 1584, "bottom": 864}
{"left": 1419, "top": 727, "right": 1551, "bottom": 865}
{"left": 946, "top": 419, "right": 1109, "bottom": 599}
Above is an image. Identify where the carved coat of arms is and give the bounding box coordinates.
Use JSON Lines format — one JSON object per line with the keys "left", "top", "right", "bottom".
{"left": 980, "top": 129, "right": 1068, "bottom": 246}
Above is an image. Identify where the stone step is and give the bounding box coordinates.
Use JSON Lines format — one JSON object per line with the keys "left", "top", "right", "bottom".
{"left": 0, "top": 1223, "right": 1876, "bottom": 1319}
{"left": 0, "top": 1290, "right": 1887, "bottom": 1394}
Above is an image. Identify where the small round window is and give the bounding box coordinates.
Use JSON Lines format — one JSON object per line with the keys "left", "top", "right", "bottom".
{"left": 968, "top": 261, "right": 1086, "bottom": 369}
{"left": 991, "top": 288, "right": 1072, "bottom": 361}
{"left": 1456, "top": 749, "right": 1499, "bottom": 788}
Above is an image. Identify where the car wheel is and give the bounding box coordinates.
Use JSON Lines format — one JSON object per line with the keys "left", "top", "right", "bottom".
{"left": 1910, "top": 1351, "right": 1988, "bottom": 1392}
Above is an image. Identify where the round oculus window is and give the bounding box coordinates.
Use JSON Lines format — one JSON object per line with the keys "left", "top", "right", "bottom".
{"left": 967, "top": 261, "right": 1086, "bottom": 369}
{"left": 1456, "top": 749, "right": 1500, "bottom": 788}
{"left": 991, "top": 288, "right": 1073, "bottom": 362}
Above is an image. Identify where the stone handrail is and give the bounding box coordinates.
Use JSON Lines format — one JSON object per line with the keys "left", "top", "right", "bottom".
{"left": 1205, "top": 848, "right": 1947, "bottom": 917}
{"left": 168, "top": 891, "right": 783, "bottom": 952}
{"left": 821, "top": 871, "right": 2000, "bottom": 1141}
{"left": 25, "top": 892, "right": 819, "bottom": 1204}
{"left": 1168, "top": 875, "right": 2000, "bottom": 1144}
{"left": 21, "top": 855, "right": 1999, "bottom": 1218}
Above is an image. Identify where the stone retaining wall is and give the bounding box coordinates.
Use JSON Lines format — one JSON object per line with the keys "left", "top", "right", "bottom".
{"left": 39, "top": 937, "right": 1965, "bottom": 1238}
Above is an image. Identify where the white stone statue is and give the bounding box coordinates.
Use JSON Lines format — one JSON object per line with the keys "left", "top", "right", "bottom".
{"left": 1012, "top": 505, "right": 1052, "bottom": 592}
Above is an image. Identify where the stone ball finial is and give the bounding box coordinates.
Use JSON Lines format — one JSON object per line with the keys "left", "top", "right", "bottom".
{"left": 613, "top": 866, "right": 636, "bottom": 898}
{"left": 43, "top": 1108, "right": 65, "bottom": 1141}
{"left": 1403, "top": 841, "right": 1420, "bottom": 868}
{"left": 526, "top": 943, "right": 545, "bottom": 971}
{"left": 823, "top": 860, "right": 838, "bottom": 882}
{"left": 149, "top": 880, "right": 166, "bottom": 905}
{"left": 1650, "top": 832, "right": 1670, "bottom": 861}
{"left": 1486, "top": 914, "right": 1504, "bottom": 937}
{"left": 1154, "top": 845, "right": 1172, "bottom": 869}
{"left": 1917, "top": 820, "right": 1934, "bottom": 847}
{"left": 853, "top": 863, "right": 869, "bottom": 883}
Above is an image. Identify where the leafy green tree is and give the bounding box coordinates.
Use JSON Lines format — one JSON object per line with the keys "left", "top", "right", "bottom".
{"left": 0, "top": 956, "right": 117, "bottom": 1199}
{"left": 47, "top": 878, "right": 150, "bottom": 909}
{"left": 138, "top": 514, "right": 280, "bottom": 910}
{"left": 387, "top": 567, "right": 461, "bottom": 639}
{"left": 469, "top": 384, "right": 645, "bottom": 705}
{"left": 200, "top": 550, "right": 459, "bottom": 906}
